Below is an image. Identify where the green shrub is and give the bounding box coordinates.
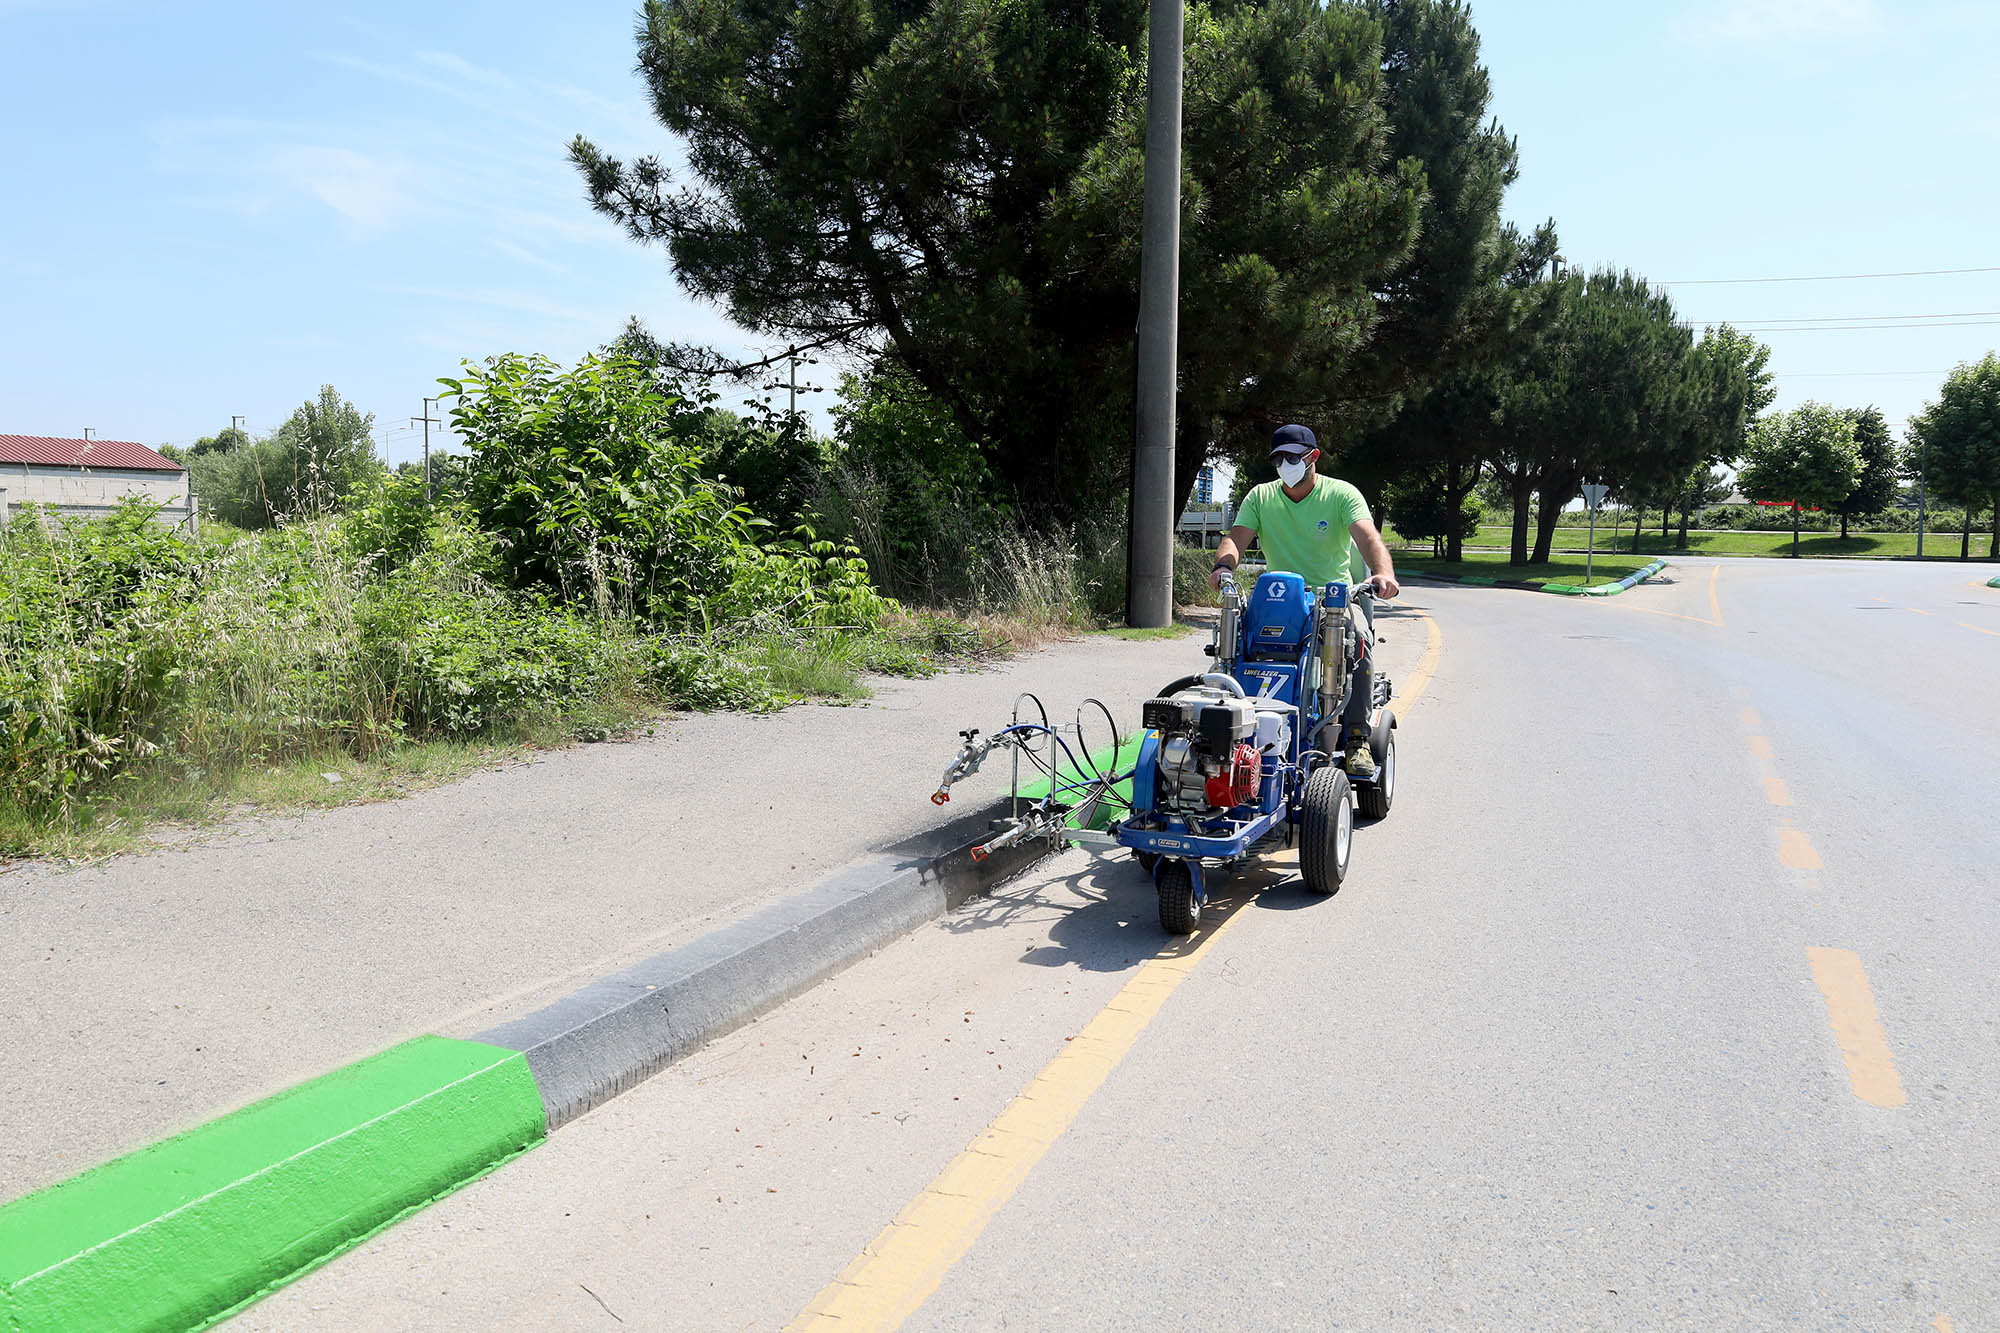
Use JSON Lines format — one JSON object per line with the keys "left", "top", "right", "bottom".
{"left": 443, "top": 352, "right": 769, "bottom": 622}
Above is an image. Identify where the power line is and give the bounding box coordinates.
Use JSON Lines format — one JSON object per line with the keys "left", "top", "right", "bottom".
{"left": 1774, "top": 370, "right": 1952, "bottom": 377}
{"left": 1662, "top": 265, "right": 2000, "bottom": 286}
{"left": 1712, "top": 309, "right": 2000, "bottom": 325}
{"left": 1730, "top": 319, "right": 2000, "bottom": 333}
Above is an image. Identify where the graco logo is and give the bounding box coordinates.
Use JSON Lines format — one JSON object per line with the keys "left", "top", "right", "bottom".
{"left": 1266, "top": 582, "right": 1286, "bottom": 599}
{"left": 1316, "top": 519, "right": 1330, "bottom": 531}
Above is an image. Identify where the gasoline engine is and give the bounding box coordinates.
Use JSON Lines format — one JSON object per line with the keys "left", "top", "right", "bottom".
{"left": 1139, "top": 678, "right": 1290, "bottom": 816}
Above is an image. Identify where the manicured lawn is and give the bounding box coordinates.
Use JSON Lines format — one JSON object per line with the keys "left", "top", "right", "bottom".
{"left": 1448, "top": 524, "right": 1994, "bottom": 561}
{"left": 1392, "top": 550, "right": 1655, "bottom": 588}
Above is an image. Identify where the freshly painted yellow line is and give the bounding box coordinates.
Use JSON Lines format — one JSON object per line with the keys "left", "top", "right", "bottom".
{"left": 1739, "top": 707, "right": 1762, "bottom": 730}
{"left": 790, "top": 610, "right": 1444, "bottom": 1332}
{"left": 1909, "top": 607, "right": 1935, "bottom": 616}
{"left": 1934, "top": 1313, "right": 1955, "bottom": 1332}
{"left": 1708, "top": 564, "right": 1723, "bottom": 625}
{"left": 1777, "top": 827, "right": 1822, "bottom": 870}
{"left": 1956, "top": 621, "right": 2000, "bottom": 638}
{"left": 1396, "top": 605, "right": 1444, "bottom": 710}
{"left": 1762, "top": 775, "right": 1792, "bottom": 806}
{"left": 1748, "top": 736, "right": 1775, "bottom": 760}
{"left": 787, "top": 912, "right": 1248, "bottom": 1331}
{"left": 1805, "top": 947, "right": 1907, "bottom": 1108}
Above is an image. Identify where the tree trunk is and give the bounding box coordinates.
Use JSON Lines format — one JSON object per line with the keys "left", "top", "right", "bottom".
{"left": 1792, "top": 505, "right": 1801, "bottom": 558}
{"left": 1442, "top": 454, "right": 1476, "bottom": 564}
{"left": 1964, "top": 507, "right": 1974, "bottom": 560}
{"left": 1510, "top": 471, "right": 1532, "bottom": 565}
{"left": 1170, "top": 414, "right": 1210, "bottom": 529}
{"left": 1531, "top": 492, "right": 1563, "bottom": 565}
{"left": 1990, "top": 500, "right": 1999, "bottom": 560}
{"left": 1840, "top": 510, "right": 1850, "bottom": 539}
{"left": 1660, "top": 506, "right": 1669, "bottom": 540}
{"left": 1677, "top": 488, "right": 1693, "bottom": 550}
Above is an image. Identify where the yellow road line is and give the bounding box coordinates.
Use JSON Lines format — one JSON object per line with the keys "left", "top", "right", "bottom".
{"left": 1777, "top": 827, "right": 1822, "bottom": 869}
{"left": 1708, "top": 564, "right": 1723, "bottom": 625}
{"left": 1957, "top": 621, "right": 2000, "bottom": 638}
{"left": 791, "top": 611, "right": 1444, "bottom": 1331}
{"left": 1762, "top": 775, "right": 1792, "bottom": 806}
{"left": 1805, "top": 947, "right": 1907, "bottom": 1108}
{"left": 1739, "top": 707, "right": 1762, "bottom": 730}
{"left": 1748, "top": 736, "right": 1775, "bottom": 760}
{"left": 1910, "top": 607, "right": 1935, "bottom": 616}
{"left": 1396, "top": 605, "right": 1443, "bottom": 710}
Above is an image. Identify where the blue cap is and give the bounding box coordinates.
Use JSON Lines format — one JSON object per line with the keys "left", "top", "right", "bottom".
{"left": 1269, "top": 423, "right": 1317, "bottom": 456}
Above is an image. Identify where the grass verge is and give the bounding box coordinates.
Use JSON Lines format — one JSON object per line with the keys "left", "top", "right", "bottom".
{"left": 1441, "top": 524, "right": 1998, "bottom": 561}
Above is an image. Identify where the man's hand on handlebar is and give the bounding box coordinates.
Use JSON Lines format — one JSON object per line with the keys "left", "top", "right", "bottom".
{"left": 1363, "top": 573, "right": 1401, "bottom": 599}
{"left": 1210, "top": 565, "right": 1237, "bottom": 592}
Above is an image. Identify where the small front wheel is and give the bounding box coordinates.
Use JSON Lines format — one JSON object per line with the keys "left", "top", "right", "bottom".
{"left": 1301, "top": 767, "right": 1353, "bottom": 895}
{"left": 1157, "top": 859, "right": 1200, "bottom": 934}
{"left": 1134, "top": 849, "right": 1160, "bottom": 876}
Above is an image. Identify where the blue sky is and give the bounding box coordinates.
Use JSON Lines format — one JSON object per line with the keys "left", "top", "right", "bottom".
{"left": 2, "top": 0, "right": 1997, "bottom": 467}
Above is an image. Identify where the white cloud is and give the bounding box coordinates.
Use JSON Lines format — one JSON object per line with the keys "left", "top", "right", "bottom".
{"left": 1694, "top": 0, "right": 1882, "bottom": 41}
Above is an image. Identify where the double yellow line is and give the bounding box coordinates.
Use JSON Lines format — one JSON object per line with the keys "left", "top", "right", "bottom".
{"left": 790, "top": 608, "right": 1443, "bottom": 1331}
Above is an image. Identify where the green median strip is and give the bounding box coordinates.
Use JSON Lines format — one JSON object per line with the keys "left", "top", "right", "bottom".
{"left": 0, "top": 1036, "right": 546, "bottom": 1333}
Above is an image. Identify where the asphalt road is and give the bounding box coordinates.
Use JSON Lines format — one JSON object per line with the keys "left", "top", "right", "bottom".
{"left": 242, "top": 557, "right": 2000, "bottom": 1330}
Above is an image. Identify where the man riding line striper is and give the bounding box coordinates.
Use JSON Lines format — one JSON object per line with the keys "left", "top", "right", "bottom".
{"left": 1208, "top": 424, "right": 1400, "bottom": 779}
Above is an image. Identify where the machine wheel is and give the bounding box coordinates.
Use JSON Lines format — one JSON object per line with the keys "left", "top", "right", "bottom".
{"left": 1157, "top": 859, "right": 1200, "bottom": 935}
{"left": 1134, "top": 849, "right": 1160, "bottom": 875}
{"left": 1358, "top": 728, "right": 1395, "bottom": 820}
{"left": 1301, "top": 767, "right": 1353, "bottom": 896}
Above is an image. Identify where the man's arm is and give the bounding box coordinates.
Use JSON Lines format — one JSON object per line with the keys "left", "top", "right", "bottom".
{"left": 1209, "top": 525, "right": 1258, "bottom": 589}
{"left": 1349, "top": 519, "right": 1400, "bottom": 598}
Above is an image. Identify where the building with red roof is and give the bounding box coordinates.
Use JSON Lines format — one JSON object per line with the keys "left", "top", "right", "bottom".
{"left": 0, "top": 435, "right": 195, "bottom": 529}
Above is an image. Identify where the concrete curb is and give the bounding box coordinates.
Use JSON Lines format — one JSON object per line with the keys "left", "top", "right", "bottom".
{"left": 478, "top": 800, "right": 1054, "bottom": 1130}
{"left": 0, "top": 802, "right": 1055, "bottom": 1331}
{"left": 1988, "top": 575, "right": 2000, "bottom": 588}
{"left": 1407, "top": 558, "right": 1667, "bottom": 597}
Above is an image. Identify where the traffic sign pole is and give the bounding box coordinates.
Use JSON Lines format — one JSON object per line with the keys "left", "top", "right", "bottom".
{"left": 1580, "top": 484, "right": 1609, "bottom": 586}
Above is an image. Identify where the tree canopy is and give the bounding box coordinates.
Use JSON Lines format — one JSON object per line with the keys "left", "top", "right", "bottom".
{"left": 1906, "top": 352, "right": 2000, "bottom": 557}
{"left": 1738, "top": 401, "right": 1862, "bottom": 556}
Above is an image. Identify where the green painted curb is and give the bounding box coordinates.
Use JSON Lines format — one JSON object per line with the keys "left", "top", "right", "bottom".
{"left": 1988, "top": 576, "right": 2000, "bottom": 588}
{"left": 0, "top": 1036, "right": 545, "bottom": 1333}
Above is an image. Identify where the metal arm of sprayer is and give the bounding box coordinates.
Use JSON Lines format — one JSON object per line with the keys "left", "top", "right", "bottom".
{"left": 933, "top": 728, "right": 1019, "bottom": 805}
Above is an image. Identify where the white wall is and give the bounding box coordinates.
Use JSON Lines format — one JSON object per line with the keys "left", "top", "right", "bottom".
{"left": 0, "top": 463, "right": 195, "bottom": 530}
{"left": 0, "top": 463, "right": 188, "bottom": 508}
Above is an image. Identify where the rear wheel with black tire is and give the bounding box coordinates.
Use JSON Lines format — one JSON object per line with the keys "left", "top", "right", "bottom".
{"left": 1157, "top": 859, "right": 1200, "bottom": 934}
{"left": 1301, "top": 767, "right": 1353, "bottom": 895}
{"left": 1134, "top": 850, "right": 1160, "bottom": 875}
{"left": 1357, "top": 728, "right": 1394, "bottom": 820}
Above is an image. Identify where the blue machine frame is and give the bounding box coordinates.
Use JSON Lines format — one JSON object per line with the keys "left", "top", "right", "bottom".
{"left": 1110, "top": 571, "right": 1354, "bottom": 906}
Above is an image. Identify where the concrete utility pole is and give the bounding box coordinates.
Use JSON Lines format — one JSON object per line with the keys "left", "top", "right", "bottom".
{"left": 231, "top": 415, "right": 246, "bottom": 441}
{"left": 1126, "top": 0, "right": 1184, "bottom": 628}
{"left": 411, "top": 397, "right": 441, "bottom": 500}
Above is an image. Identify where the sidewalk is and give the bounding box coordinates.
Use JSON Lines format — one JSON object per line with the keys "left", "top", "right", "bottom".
{"left": 2, "top": 627, "right": 1220, "bottom": 1202}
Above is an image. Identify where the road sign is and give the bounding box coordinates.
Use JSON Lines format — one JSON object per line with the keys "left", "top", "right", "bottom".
{"left": 1581, "top": 484, "right": 1609, "bottom": 511}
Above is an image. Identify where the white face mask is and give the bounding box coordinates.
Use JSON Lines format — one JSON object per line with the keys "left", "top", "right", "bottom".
{"left": 1275, "top": 455, "right": 1312, "bottom": 488}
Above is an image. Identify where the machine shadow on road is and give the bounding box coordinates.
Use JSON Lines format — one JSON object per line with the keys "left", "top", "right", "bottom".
{"left": 938, "top": 839, "right": 1335, "bottom": 975}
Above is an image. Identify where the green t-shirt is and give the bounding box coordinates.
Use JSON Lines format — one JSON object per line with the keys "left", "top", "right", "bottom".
{"left": 1234, "top": 476, "right": 1371, "bottom": 585}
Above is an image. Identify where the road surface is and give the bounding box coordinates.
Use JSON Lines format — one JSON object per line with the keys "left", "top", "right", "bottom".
{"left": 234, "top": 557, "right": 2000, "bottom": 1328}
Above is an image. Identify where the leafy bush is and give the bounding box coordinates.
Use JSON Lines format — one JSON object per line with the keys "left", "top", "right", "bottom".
{"left": 443, "top": 352, "right": 769, "bottom": 621}
{"left": 0, "top": 501, "right": 194, "bottom": 811}
{"left": 819, "top": 366, "right": 1016, "bottom": 601}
